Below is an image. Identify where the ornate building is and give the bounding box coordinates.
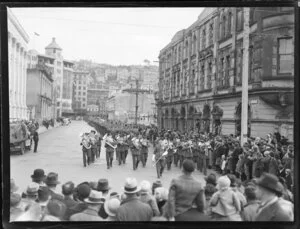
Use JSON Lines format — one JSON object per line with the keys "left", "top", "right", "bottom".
{"left": 8, "top": 8, "right": 30, "bottom": 121}
{"left": 156, "top": 7, "right": 294, "bottom": 141}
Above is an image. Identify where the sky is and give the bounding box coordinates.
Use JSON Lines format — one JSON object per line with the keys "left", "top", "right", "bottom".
{"left": 10, "top": 7, "right": 204, "bottom": 65}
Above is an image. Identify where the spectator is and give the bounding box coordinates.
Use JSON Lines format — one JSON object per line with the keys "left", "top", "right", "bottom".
{"left": 276, "top": 182, "right": 294, "bottom": 221}
{"left": 37, "top": 186, "right": 51, "bottom": 215}
{"left": 151, "top": 180, "right": 162, "bottom": 195}
{"left": 70, "top": 190, "right": 104, "bottom": 221}
{"left": 227, "top": 174, "right": 247, "bottom": 208}
{"left": 31, "top": 169, "right": 46, "bottom": 186}
{"left": 284, "top": 169, "right": 292, "bottom": 191}
{"left": 210, "top": 176, "right": 242, "bottom": 221}
{"left": 15, "top": 202, "right": 42, "bottom": 221}
{"left": 154, "top": 187, "right": 169, "bottom": 215}
{"left": 61, "top": 181, "right": 77, "bottom": 220}
{"left": 254, "top": 173, "right": 293, "bottom": 221}
{"left": 69, "top": 183, "right": 91, "bottom": 216}
{"left": 42, "top": 199, "right": 67, "bottom": 221}
{"left": 10, "top": 193, "right": 24, "bottom": 221}
{"left": 241, "top": 185, "right": 260, "bottom": 221}
{"left": 116, "top": 177, "right": 153, "bottom": 221}
{"left": 205, "top": 173, "right": 217, "bottom": 187}
{"left": 104, "top": 198, "right": 121, "bottom": 221}
{"left": 45, "top": 172, "right": 64, "bottom": 201}
{"left": 139, "top": 180, "right": 160, "bottom": 216}
{"left": 20, "top": 182, "right": 40, "bottom": 209}
{"left": 97, "top": 178, "right": 111, "bottom": 219}
{"left": 168, "top": 159, "right": 205, "bottom": 221}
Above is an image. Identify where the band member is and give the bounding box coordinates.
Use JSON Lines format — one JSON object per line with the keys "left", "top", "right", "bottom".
{"left": 140, "top": 135, "right": 149, "bottom": 167}
{"left": 123, "top": 134, "right": 130, "bottom": 163}
{"left": 116, "top": 133, "right": 127, "bottom": 165}
{"left": 178, "top": 139, "right": 185, "bottom": 169}
{"left": 192, "top": 138, "right": 200, "bottom": 170}
{"left": 95, "top": 132, "right": 102, "bottom": 159}
{"left": 173, "top": 137, "right": 180, "bottom": 167}
{"left": 198, "top": 142, "right": 208, "bottom": 175}
{"left": 166, "top": 137, "right": 174, "bottom": 170}
{"left": 104, "top": 133, "right": 117, "bottom": 169}
{"left": 130, "top": 136, "right": 141, "bottom": 170}
{"left": 185, "top": 140, "right": 194, "bottom": 161}
{"left": 80, "top": 133, "right": 92, "bottom": 167}
{"left": 153, "top": 141, "right": 167, "bottom": 179}
{"left": 90, "top": 130, "right": 97, "bottom": 163}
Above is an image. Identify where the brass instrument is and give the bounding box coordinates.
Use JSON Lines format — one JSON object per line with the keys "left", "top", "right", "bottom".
{"left": 82, "top": 137, "right": 91, "bottom": 149}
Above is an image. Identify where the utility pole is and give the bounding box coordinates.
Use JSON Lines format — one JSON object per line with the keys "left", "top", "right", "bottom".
{"left": 241, "top": 7, "right": 250, "bottom": 145}
{"left": 122, "top": 73, "right": 150, "bottom": 126}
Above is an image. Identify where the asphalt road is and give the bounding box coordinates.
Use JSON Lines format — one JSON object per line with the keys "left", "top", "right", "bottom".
{"left": 11, "top": 120, "right": 211, "bottom": 195}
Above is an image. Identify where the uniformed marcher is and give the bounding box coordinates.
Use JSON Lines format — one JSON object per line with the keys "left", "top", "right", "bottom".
{"left": 153, "top": 141, "right": 167, "bottom": 179}
{"left": 192, "top": 139, "right": 200, "bottom": 170}
{"left": 131, "top": 136, "right": 141, "bottom": 170}
{"left": 95, "top": 132, "right": 102, "bottom": 159}
{"left": 166, "top": 138, "right": 174, "bottom": 170}
{"left": 140, "top": 135, "right": 150, "bottom": 167}
{"left": 104, "top": 133, "right": 117, "bottom": 169}
{"left": 80, "top": 133, "right": 92, "bottom": 167}
{"left": 198, "top": 143, "right": 208, "bottom": 175}
{"left": 116, "top": 133, "right": 127, "bottom": 165}
{"left": 90, "top": 130, "right": 97, "bottom": 163}
{"left": 173, "top": 137, "right": 180, "bottom": 167}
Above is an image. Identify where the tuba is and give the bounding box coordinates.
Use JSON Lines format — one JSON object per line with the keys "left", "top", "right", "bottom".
{"left": 82, "top": 137, "right": 91, "bottom": 149}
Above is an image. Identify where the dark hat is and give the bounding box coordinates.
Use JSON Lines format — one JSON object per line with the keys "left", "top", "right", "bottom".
{"left": 31, "top": 169, "right": 46, "bottom": 181}
{"left": 38, "top": 186, "right": 51, "bottom": 202}
{"left": 110, "top": 192, "right": 119, "bottom": 199}
{"left": 227, "top": 174, "right": 237, "bottom": 187}
{"left": 244, "top": 186, "right": 257, "bottom": 200}
{"left": 89, "top": 181, "right": 98, "bottom": 191}
{"left": 10, "top": 193, "right": 21, "bottom": 207}
{"left": 97, "top": 179, "right": 111, "bottom": 192}
{"left": 205, "top": 173, "right": 217, "bottom": 186}
{"left": 11, "top": 179, "right": 19, "bottom": 193}
{"left": 45, "top": 172, "right": 60, "bottom": 186}
{"left": 47, "top": 199, "right": 67, "bottom": 217}
{"left": 254, "top": 173, "right": 282, "bottom": 195}
{"left": 77, "top": 183, "right": 91, "bottom": 200}
{"left": 182, "top": 159, "right": 195, "bottom": 173}
{"left": 62, "top": 181, "right": 75, "bottom": 195}
{"left": 152, "top": 180, "right": 163, "bottom": 194}
{"left": 204, "top": 184, "right": 217, "bottom": 196}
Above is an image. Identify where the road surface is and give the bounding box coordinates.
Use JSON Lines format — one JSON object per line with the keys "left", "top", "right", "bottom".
{"left": 11, "top": 120, "right": 211, "bottom": 195}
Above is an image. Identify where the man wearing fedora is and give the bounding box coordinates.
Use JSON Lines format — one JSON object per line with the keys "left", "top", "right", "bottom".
{"left": 31, "top": 169, "right": 46, "bottom": 186}
{"left": 97, "top": 179, "right": 111, "bottom": 219}
{"left": 45, "top": 172, "right": 64, "bottom": 202}
{"left": 19, "top": 182, "right": 40, "bottom": 211}
{"left": 70, "top": 190, "right": 104, "bottom": 221}
{"left": 61, "top": 181, "right": 78, "bottom": 220}
{"left": 68, "top": 182, "right": 91, "bottom": 216}
{"left": 104, "top": 198, "right": 121, "bottom": 221}
{"left": 116, "top": 177, "right": 153, "bottom": 221}
{"left": 254, "top": 173, "right": 293, "bottom": 221}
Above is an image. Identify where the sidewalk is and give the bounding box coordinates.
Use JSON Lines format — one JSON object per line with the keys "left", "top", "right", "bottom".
{"left": 37, "top": 122, "right": 61, "bottom": 135}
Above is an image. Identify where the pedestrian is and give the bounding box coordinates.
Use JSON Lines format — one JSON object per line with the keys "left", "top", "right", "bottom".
{"left": 168, "top": 159, "right": 205, "bottom": 221}
{"left": 45, "top": 172, "right": 64, "bottom": 201}
{"left": 33, "top": 130, "right": 39, "bottom": 153}
{"left": 116, "top": 133, "right": 126, "bottom": 165}
{"left": 153, "top": 140, "right": 167, "bottom": 179}
{"left": 97, "top": 179, "right": 111, "bottom": 219}
{"left": 210, "top": 176, "right": 242, "bottom": 221}
{"left": 204, "top": 173, "right": 217, "bottom": 188}
{"left": 104, "top": 198, "right": 121, "bottom": 221}
{"left": 198, "top": 143, "right": 208, "bottom": 175}
{"left": 31, "top": 169, "right": 46, "bottom": 186}
{"left": 70, "top": 190, "right": 104, "bottom": 221}
{"left": 139, "top": 180, "right": 160, "bottom": 216}
{"left": 254, "top": 173, "right": 293, "bottom": 221}
{"left": 241, "top": 185, "right": 260, "bottom": 221}
{"left": 61, "top": 181, "right": 77, "bottom": 220}
{"left": 116, "top": 177, "right": 153, "bottom": 221}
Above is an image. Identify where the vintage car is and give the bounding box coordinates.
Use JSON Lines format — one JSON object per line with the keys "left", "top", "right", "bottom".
{"left": 10, "top": 122, "right": 32, "bottom": 155}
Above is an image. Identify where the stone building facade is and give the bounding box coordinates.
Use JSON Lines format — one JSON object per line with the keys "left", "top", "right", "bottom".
{"left": 72, "top": 71, "right": 89, "bottom": 114}
{"left": 156, "top": 7, "right": 294, "bottom": 141}
{"left": 8, "top": 8, "right": 30, "bottom": 121}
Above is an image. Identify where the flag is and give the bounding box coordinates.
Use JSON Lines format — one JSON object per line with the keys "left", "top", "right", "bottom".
{"left": 34, "top": 32, "right": 40, "bottom": 36}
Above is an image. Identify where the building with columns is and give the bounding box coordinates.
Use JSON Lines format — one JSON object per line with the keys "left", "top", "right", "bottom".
{"left": 156, "top": 7, "right": 294, "bottom": 141}
{"left": 26, "top": 51, "right": 54, "bottom": 122}
{"left": 7, "top": 7, "right": 30, "bottom": 121}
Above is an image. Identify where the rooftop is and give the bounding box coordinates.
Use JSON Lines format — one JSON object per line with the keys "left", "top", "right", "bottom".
{"left": 45, "top": 37, "right": 62, "bottom": 50}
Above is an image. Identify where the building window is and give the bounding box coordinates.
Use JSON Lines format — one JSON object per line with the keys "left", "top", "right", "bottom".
{"left": 228, "top": 12, "right": 232, "bottom": 36}
{"left": 83, "top": 92, "right": 86, "bottom": 96}
{"left": 207, "top": 62, "right": 212, "bottom": 89}
{"left": 83, "top": 98, "right": 86, "bottom": 101}
{"left": 209, "top": 23, "right": 214, "bottom": 46}
{"left": 200, "top": 65, "right": 205, "bottom": 91}
{"left": 222, "top": 15, "right": 226, "bottom": 39}
{"left": 193, "top": 35, "right": 197, "bottom": 55}
{"left": 79, "top": 86, "right": 81, "bottom": 89}
{"left": 185, "top": 40, "right": 188, "bottom": 59}
{"left": 57, "top": 69, "right": 61, "bottom": 74}
{"left": 53, "top": 49, "right": 56, "bottom": 54}
{"left": 236, "top": 8, "right": 244, "bottom": 31}
{"left": 278, "top": 37, "right": 293, "bottom": 74}
{"left": 178, "top": 46, "right": 181, "bottom": 62}
{"left": 202, "top": 29, "right": 206, "bottom": 49}
{"left": 78, "top": 92, "right": 81, "bottom": 95}
{"left": 83, "top": 86, "right": 86, "bottom": 90}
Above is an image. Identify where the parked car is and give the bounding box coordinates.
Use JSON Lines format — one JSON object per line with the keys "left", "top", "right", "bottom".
{"left": 10, "top": 122, "right": 32, "bottom": 155}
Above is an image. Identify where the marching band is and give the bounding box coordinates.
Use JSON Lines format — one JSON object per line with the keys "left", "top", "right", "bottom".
{"left": 79, "top": 128, "right": 214, "bottom": 179}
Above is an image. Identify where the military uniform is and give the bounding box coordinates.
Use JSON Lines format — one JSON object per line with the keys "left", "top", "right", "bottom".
{"left": 81, "top": 136, "right": 92, "bottom": 167}
{"left": 105, "top": 136, "right": 116, "bottom": 169}
{"left": 140, "top": 138, "right": 149, "bottom": 167}
{"left": 198, "top": 145, "right": 208, "bottom": 175}
{"left": 166, "top": 140, "right": 174, "bottom": 170}
{"left": 173, "top": 139, "right": 180, "bottom": 167}
{"left": 90, "top": 134, "right": 97, "bottom": 163}
{"left": 153, "top": 142, "right": 166, "bottom": 179}
{"left": 130, "top": 138, "right": 141, "bottom": 170}
{"left": 192, "top": 142, "right": 200, "bottom": 170}
{"left": 116, "top": 135, "right": 127, "bottom": 165}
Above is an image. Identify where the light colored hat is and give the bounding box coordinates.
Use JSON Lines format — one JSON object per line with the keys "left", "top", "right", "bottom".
{"left": 264, "top": 151, "right": 270, "bottom": 156}
{"left": 154, "top": 187, "right": 169, "bottom": 201}
{"left": 140, "top": 180, "right": 151, "bottom": 194}
{"left": 25, "top": 182, "right": 40, "bottom": 196}
{"left": 104, "top": 198, "right": 121, "bottom": 217}
{"left": 84, "top": 190, "right": 103, "bottom": 204}
{"left": 217, "top": 176, "right": 231, "bottom": 191}
{"left": 122, "top": 177, "right": 141, "bottom": 194}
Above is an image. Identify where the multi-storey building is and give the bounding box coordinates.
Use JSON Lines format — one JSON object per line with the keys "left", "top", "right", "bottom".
{"left": 157, "top": 7, "right": 294, "bottom": 141}
{"left": 72, "top": 71, "right": 90, "bottom": 114}
{"left": 87, "top": 81, "right": 109, "bottom": 116}
{"left": 61, "top": 60, "right": 75, "bottom": 115}
{"left": 26, "top": 53, "right": 54, "bottom": 122}
{"left": 8, "top": 7, "right": 30, "bottom": 121}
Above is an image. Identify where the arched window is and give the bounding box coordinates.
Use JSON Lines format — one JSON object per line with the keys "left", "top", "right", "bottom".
{"left": 228, "top": 12, "right": 232, "bottom": 36}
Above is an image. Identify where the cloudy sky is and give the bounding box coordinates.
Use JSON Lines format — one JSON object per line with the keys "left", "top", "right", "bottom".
{"left": 10, "top": 7, "right": 204, "bottom": 65}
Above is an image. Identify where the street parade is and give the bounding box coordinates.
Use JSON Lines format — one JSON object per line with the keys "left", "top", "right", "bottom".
{"left": 6, "top": 6, "right": 296, "bottom": 224}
